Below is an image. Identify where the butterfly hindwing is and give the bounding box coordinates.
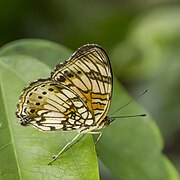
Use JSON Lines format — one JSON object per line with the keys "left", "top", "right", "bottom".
{"left": 16, "top": 78, "right": 94, "bottom": 131}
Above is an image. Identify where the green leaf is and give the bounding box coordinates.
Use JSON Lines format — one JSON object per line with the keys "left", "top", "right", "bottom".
{"left": 0, "top": 39, "right": 72, "bottom": 68}
{"left": 0, "top": 39, "right": 179, "bottom": 180}
{"left": 0, "top": 55, "right": 99, "bottom": 180}
{"left": 97, "top": 79, "right": 179, "bottom": 180}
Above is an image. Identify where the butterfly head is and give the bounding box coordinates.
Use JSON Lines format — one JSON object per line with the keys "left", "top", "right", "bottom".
{"left": 100, "top": 116, "right": 116, "bottom": 127}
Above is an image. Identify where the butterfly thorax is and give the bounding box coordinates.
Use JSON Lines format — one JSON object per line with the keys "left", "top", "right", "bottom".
{"left": 97, "top": 116, "right": 113, "bottom": 128}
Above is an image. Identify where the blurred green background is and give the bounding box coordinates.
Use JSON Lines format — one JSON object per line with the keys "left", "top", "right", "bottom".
{"left": 0, "top": 0, "right": 180, "bottom": 178}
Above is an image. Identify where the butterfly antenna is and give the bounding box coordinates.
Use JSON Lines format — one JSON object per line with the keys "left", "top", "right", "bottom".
{"left": 109, "top": 114, "right": 146, "bottom": 123}
{"left": 109, "top": 89, "right": 148, "bottom": 117}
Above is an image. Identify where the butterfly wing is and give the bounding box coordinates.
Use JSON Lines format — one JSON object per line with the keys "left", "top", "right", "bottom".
{"left": 16, "top": 79, "right": 94, "bottom": 131}
{"left": 51, "top": 44, "right": 113, "bottom": 126}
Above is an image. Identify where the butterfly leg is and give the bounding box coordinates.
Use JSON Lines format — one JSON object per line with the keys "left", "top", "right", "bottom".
{"left": 48, "top": 133, "right": 82, "bottom": 165}
{"left": 88, "top": 131, "right": 102, "bottom": 144}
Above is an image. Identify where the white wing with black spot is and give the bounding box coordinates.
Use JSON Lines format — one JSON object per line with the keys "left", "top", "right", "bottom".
{"left": 16, "top": 79, "right": 94, "bottom": 131}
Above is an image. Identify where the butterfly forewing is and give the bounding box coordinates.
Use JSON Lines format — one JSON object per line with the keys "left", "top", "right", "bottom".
{"left": 51, "top": 44, "right": 113, "bottom": 126}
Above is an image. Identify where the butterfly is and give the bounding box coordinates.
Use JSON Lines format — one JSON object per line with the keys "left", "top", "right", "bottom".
{"left": 16, "top": 44, "right": 113, "bottom": 165}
